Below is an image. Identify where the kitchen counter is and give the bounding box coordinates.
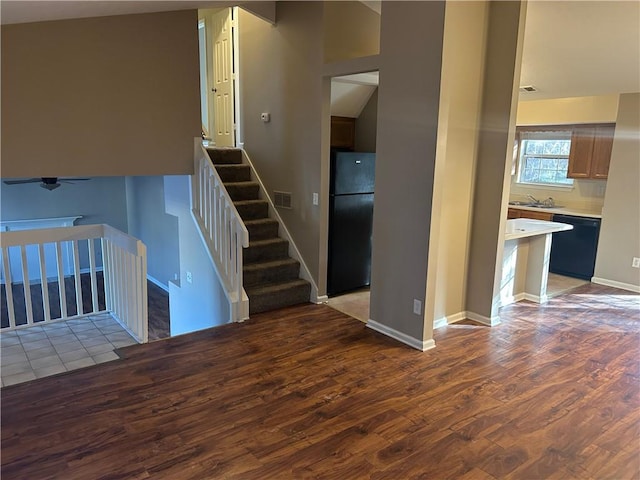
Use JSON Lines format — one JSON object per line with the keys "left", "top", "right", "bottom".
{"left": 499, "top": 219, "right": 574, "bottom": 309}
{"left": 508, "top": 204, "right": 602, "bottom": 219}
{"left": 505, "top": 218, "right": 573, "bottom": 240}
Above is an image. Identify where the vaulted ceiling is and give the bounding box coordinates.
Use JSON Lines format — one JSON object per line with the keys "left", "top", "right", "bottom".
{"left": 2, "top": 1, "right": 639, "bottom": 101}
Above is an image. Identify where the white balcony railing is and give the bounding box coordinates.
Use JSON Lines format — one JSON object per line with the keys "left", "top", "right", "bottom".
{"left": 191, "top": 140, "right": 249, "bottom": 321}
{"left": 0, "top": 224, "right": 148, "bottom": 343}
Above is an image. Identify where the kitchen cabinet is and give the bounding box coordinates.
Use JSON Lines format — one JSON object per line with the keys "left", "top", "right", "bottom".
{"left": 590, "top": 124, "right": 615, "bottom": 178}
{"left": 567, "top": 123, "right": 615, "bottom": 179}
{"left": 330, "top": 116, "right": 356, "bottom": 150}
{"left": 508, "top": 208, "right": 553, "bottom": 221}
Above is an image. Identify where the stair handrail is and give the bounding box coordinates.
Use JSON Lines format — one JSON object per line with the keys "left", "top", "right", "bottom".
{"left": 0, "top": 224, "right": 148, "bottom": 343}
{"left": 191, "top": 140, "right": 250, "bottom": 321}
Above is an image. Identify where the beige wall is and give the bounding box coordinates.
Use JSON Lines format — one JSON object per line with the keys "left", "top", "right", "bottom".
{"left": 517, "top": 94, "right": 620, "bottom": 125}
{"left": 1, "top": 11, "right": 200, "bottom": 178}
{"left": 594, "top": 93, "right": 640, "bottom": 289}
{"left": 354, "top": 88, "right": 378, "bottom": 153}
{"left": 238, "top": 3, "right": 324, "bottom": 281}
{"left": 465, "top": 0, "right": 527, "bottom": 322}
{"left": 324, "top": 1, "right": 380, "bottom": 64}
{"left": 369, "top": 1, "right": 446, "bottom": 343}
{"left": 426, "top": 1, "right": 489, "bottom": 324}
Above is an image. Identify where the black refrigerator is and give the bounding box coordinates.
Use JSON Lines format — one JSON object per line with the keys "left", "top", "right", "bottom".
{"left": 327, "top": 151, "right": 375, "bottom": 296}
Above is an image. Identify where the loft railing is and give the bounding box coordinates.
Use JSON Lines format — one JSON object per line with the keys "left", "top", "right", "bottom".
{"left": 191, "top": 140, "right": 249, "bottom": 322}
{"left": 0, "top": 224, "right": 148, "bottom": 343}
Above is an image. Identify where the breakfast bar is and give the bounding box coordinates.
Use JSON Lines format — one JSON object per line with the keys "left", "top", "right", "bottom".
{"left": 499, "top": 218, "right": 573, "bottom": 307}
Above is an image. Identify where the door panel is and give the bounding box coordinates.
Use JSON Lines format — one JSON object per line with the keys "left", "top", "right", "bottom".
{"left": 212, "top": 8, "right": 234, "bottom": 147}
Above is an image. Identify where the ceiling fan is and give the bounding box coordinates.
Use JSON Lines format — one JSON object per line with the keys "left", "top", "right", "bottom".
{"left": 3, "top": 177, "right": 91, "bottom": 191}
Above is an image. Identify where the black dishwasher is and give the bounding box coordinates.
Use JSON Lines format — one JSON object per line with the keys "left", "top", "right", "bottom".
{"left": 549, "top": 214, "right": 601, "bottom": 280}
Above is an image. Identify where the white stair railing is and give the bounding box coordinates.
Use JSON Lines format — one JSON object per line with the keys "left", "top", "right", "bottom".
{"left": 0, "top": 224, "right": 148, "bottom": 343}
{"left": 191, "top": 140, "right": 250, "bottom": 321}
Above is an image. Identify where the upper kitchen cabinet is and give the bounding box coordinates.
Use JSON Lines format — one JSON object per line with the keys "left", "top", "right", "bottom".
{"left": 330, "top": 116, "right": 356, "bottom": 150}
{"left": 591, "top": 124, "right": 616, "bottom": 179}
{"left": 568, "top": 123, "right": 615, "bottom": 179}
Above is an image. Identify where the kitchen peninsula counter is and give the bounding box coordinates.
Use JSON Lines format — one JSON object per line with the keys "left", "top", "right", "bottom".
{"left": 499, "top": 218, "right": 574, "bottom": 309}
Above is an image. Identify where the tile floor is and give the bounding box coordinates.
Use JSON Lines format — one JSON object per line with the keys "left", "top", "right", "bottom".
{"left": 0, "top": 313, "right": 137, "bottom": 387}
{"left": 547, "top": 272, "right": 588, "bottom": 297}
{"left": 327, "top": 289, "right": 370, "bottom": 323}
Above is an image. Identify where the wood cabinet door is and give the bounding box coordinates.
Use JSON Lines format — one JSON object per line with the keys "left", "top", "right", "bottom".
{"left": 521, "top": 210, "right": 553, "bottom": 221}
{"left": 507, "top": 208, "right": 521, "bottom": 219}
{"left": 591, "top": 124, "right": 615, "bottom": 179}
{"left": 568, "top": 126, "right": 595, "bottom": 178}
{"left": 330, "top": 116, "right": 356, "bottom": 150}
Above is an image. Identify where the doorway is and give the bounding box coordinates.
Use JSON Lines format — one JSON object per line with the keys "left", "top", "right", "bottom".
{"left": 326, "top": 71, "right": 378, "bottom": 322}
{"left": 198, "top": 7, "right": 237, "bottom": 147}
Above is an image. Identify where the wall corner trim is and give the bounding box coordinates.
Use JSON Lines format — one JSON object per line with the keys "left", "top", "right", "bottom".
{"left": 314, "top": 295, "right": 329, "bottom": 304}
{"left": 433, "top": 311, "right": 467, "bottom": 329}
{"left": 591, "top": 277, "right": 640, "bottom": 293}
{"left": 367, "top": 319, "right": 436, "bottom": 351}
{"left": 465, "top": 311, "right": 502, "bottom": 327}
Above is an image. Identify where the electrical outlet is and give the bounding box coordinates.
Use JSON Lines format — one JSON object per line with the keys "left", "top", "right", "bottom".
{"left": 186, "top": 271, "right": 193, "bottom": 283}
{"left": 312, "top": 192, "right": 319, "bottom": 205}
{"left": 632, "top": 257, "right": 640, "bottom": 268}
{"left": 413, "top": 299, "right": 422, "bottom": 315}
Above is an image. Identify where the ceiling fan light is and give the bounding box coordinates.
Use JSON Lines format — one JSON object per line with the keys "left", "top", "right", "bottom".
{"left": 40, "top": 182, "right": 61, "bottom": 191}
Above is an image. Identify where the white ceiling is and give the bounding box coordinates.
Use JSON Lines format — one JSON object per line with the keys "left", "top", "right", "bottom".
{"left": 1, "top": 1, "right": 638, "bottom": 101}
{"left": 520, "top": 1, "right": 640, "bottom": 101}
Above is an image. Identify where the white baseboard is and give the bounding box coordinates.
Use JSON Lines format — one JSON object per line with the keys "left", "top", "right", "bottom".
{"left": 147, "top": 274, "right": 169, "bottom": 293}
{"left": 498, "top": 293, "right": 525, "bottom": 308}
{"left": 314, "top": 294, "right": 329, "bottom": 304}
{"left": 523, "top": 293, "right": 548, "bottom": 304}
{"left": 591, "top": 277, "right": 640, "bottom": 293}
{"left": 465, "top": 311, "right": 501, "bottom": 327}
{"left": 367, "top": 319, "right": 436, "bottom": 351}
{"left": 433, "top": 311, "right": 467, "bottom": 329}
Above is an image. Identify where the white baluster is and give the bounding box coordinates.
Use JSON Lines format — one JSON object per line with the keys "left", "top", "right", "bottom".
{"left": 88, "top": 238, "right": 99, "bottom": 313}
{"left": 55, "top": 241, "right": 68, "bottom": 319}
{"left": 19, "top": 245, "right": 34, "bottom": 325}
{"left": 2, "top": 247, "right": 16, "bottom": 328}
{"left": 38, "top": 244, "right": 51, "bottom": 323}
{"left": 72, "top": 240, "right": 83, "bottom": 316}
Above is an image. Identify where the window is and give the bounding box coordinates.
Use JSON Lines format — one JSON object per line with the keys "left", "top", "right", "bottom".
{"left": 517, "top": 130, "right": 573, "bottom": 187}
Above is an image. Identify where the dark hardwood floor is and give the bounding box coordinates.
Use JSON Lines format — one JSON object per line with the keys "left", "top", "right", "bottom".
{"left": 147, "top": 281, "right": 170, "bottom": 341}
{"left": 1, "top": 283, "right": 638, "bottom": 479}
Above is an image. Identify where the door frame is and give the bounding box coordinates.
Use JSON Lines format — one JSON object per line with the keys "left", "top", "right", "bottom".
{"left": 198, "top": 7, "right": 240, "bottom": 147}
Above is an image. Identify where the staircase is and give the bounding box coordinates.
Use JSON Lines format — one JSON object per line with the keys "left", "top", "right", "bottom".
{"left": 206, "top": 148, "right": 311, "bottom": 315}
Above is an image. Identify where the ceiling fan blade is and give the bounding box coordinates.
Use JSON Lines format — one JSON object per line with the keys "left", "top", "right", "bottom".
{"left": 3, "top": 178, "right": 42, "bottom": 185}
{"left": 59, "top": 178, "right": 91, "bottom": 182}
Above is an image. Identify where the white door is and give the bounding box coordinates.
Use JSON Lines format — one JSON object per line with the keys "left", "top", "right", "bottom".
{"left": 212, "top": 8, "right": 235, "bottom": 147}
